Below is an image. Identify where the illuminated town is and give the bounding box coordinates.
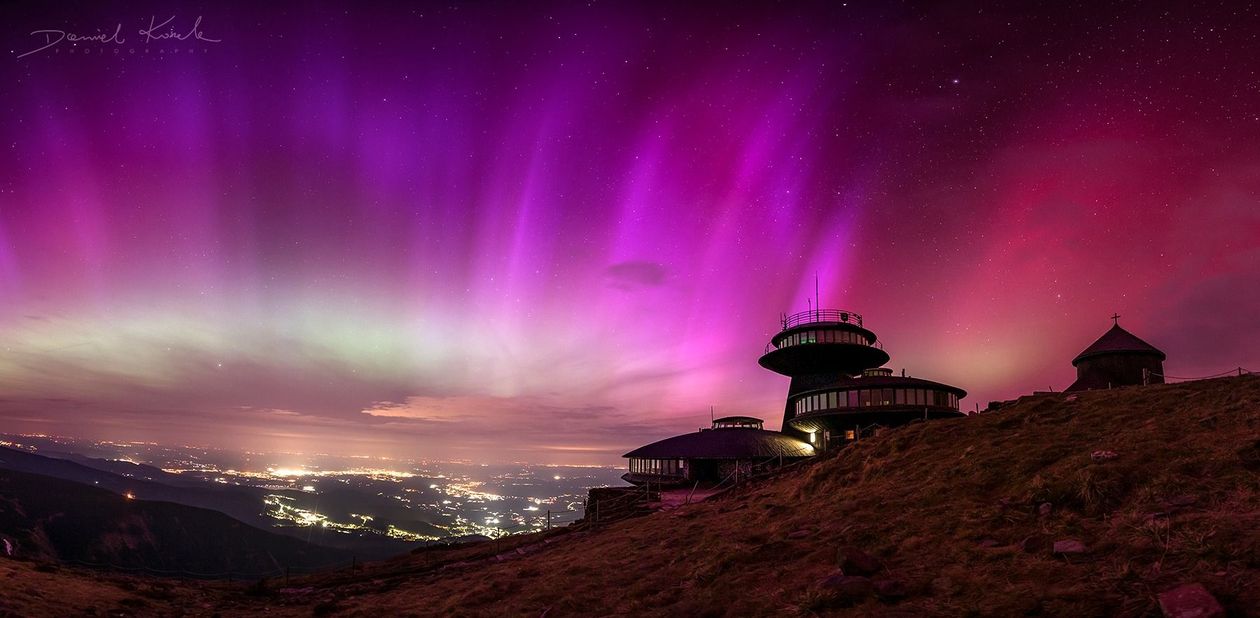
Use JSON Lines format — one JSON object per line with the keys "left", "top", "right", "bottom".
{"left": 1, "top": 433, "right": 618, "bottom": 542}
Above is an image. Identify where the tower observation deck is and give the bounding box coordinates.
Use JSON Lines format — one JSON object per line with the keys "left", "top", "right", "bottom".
{"left": 759, "top": 309, "right": 890, "bottom": 376}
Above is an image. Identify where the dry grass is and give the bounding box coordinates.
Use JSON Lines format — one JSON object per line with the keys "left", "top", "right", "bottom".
{"left": 4, "top": 375, "right": 1259, "bottom": 617}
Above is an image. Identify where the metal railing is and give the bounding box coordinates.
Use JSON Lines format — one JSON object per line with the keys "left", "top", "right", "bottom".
{"left": 764, "top": 337, "right": 881, "bottom": 355}
{"left": 780, "top": 309, "right": 863, "bottom": 330}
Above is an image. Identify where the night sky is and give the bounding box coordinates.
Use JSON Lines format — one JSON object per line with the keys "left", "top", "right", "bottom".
{"left": 2, "top": 1, "right": 1258, "bottom": 463}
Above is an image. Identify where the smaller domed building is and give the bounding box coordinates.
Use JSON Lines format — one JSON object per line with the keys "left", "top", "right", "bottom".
{"left": 1066, "top": 318, "right": 1166, "bottom": 392}
{"left": 621, "top": 416, "right": 814, "bottom": 487}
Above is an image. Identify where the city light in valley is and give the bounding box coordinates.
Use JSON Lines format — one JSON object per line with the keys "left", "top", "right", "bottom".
{"left": 2, "top": 434, "right": 622, "bottom": 542}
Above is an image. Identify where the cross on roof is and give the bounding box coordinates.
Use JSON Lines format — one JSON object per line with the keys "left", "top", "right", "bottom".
{"left": 1111, "top": 313, "right": 1121, "bottom": 326}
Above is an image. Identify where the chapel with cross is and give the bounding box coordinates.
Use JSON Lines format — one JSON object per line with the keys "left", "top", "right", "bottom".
{"left": 1065, "top": 315, "right": 1167, "bottom": 392}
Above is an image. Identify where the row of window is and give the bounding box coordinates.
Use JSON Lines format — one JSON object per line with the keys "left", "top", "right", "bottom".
{"left": 628, "top": 458, "right": 686, "bottom": 475}
{"left": 775, "top": 329, "right": 869, "bottom": 349}
{"left": 794, "top": 387, "right": 960, "bottom": 416}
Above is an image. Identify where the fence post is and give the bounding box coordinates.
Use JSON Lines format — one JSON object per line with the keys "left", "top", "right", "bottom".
{"left": 546, "top": 510, "right": 551, "bottom": 530}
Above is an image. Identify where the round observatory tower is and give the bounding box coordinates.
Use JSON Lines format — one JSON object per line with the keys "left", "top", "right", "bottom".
{"left": 759, "top": 307, "right": 966, "bottom": 450}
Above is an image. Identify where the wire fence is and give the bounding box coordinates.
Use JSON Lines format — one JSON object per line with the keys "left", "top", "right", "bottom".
{"left": 582, "top": 455, "right": 811, "bottom": 526}
{"left": 1148, "top": 367, "right": 1252, "bottom": 382}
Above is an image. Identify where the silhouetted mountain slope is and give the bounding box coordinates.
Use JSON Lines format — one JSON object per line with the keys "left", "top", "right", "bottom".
{"left": 37, "top": 449, "right": 207, "bottom": 487}
{"left": 0, "top": 446, "right": 413, "bottom": 559}
{"left": 1, "top": 375, "right": 1257, "bottom": 616}
{"left": 0, "top": 445, "right": 272, "bottom": 526}
{"left": 0, "top": 469, "right": 351, "bottom": 575}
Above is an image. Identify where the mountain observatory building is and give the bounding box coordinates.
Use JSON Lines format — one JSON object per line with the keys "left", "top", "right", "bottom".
{"left": 759, "top": 308, "right": 967, "bottom": 451}
{"left": 621, "top": 304, "right": 968, "bottom": 485}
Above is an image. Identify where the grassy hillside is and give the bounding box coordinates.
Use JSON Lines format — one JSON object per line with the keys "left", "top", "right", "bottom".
{"left": 2, "top": 375, "right": 1257, "bottom": 617}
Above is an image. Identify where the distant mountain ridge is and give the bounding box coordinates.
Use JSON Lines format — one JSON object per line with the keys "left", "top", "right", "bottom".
{"left": 0, "top": 445, "right": 414, "bottom": 559}
{"left": 0, "top": 445, "right": 272, "bottom": 523}
{"left": 36, "top": 448, "right": 209, "bottom": 488}
{"left": 0, "top": 468, "right": 351, "bottom": 575}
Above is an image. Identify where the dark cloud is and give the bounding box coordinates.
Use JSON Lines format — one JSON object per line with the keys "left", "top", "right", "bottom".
{"left": 605, "top": 261, "right": 667, "bottom": 289}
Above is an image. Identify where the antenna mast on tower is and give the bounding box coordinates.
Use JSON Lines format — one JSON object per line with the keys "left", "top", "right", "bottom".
{"left": 815, "top": 272, "right": 820, "bottom": 321}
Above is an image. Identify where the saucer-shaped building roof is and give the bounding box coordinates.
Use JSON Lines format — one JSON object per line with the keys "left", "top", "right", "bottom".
{"left": 623, "top": 426, "right": 815, "bottom": 460}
